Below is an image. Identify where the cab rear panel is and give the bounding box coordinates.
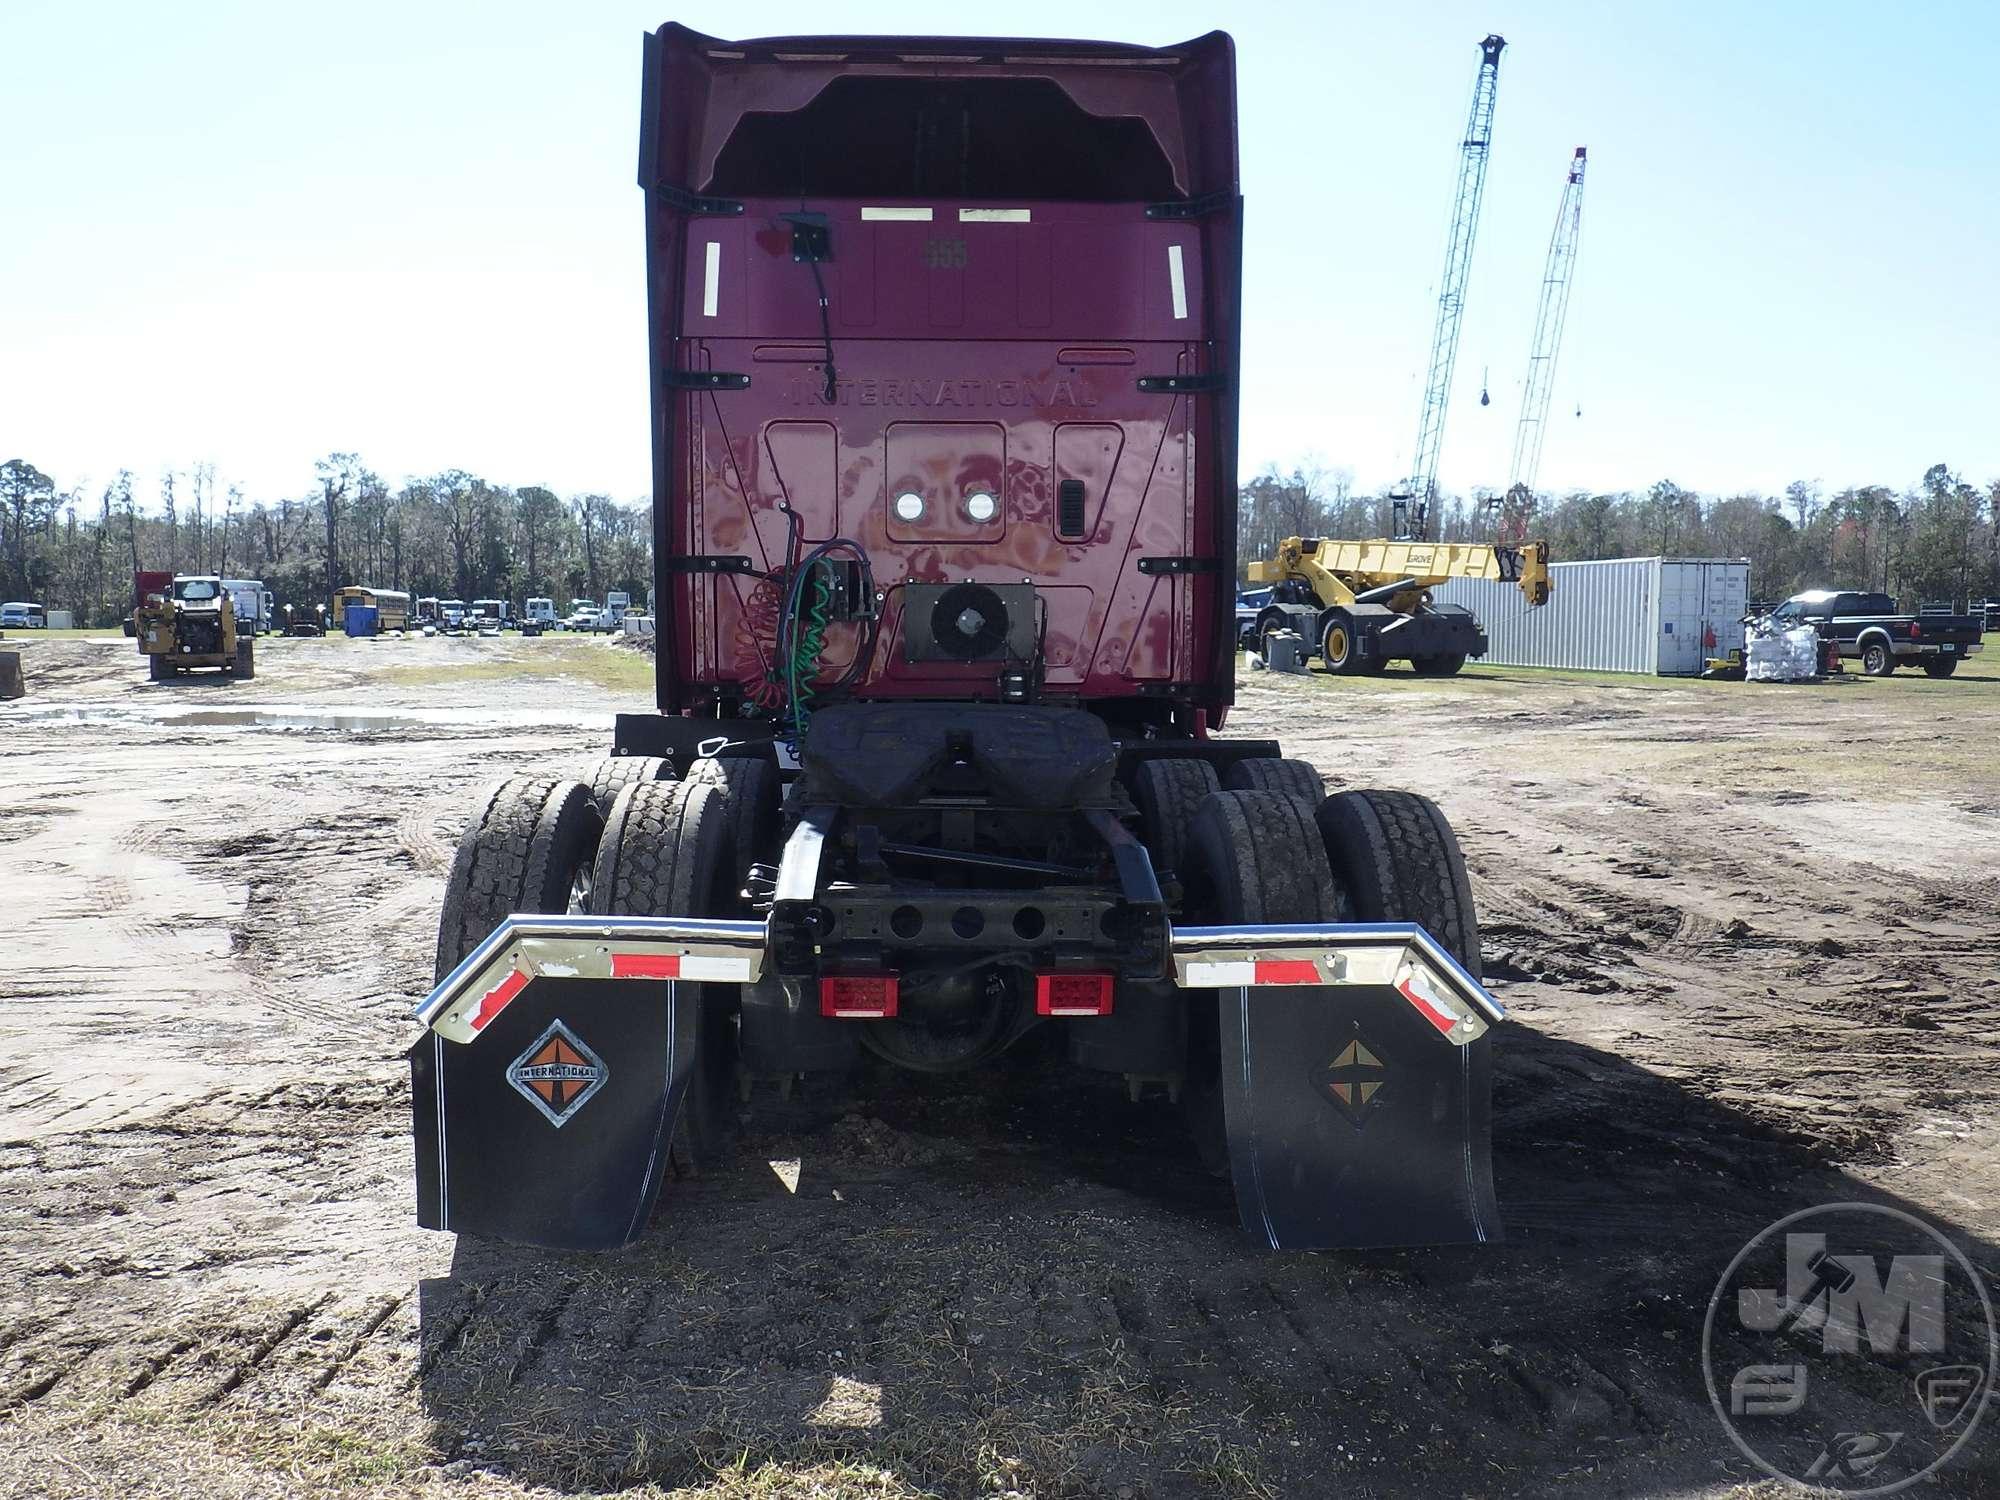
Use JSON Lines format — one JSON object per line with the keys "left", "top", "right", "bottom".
{"left": 642, "top": 26, "right": 1243, "bottom": 723}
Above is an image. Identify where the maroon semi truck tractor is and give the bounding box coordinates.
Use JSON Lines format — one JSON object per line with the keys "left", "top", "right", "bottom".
{"left": 412, "top": 24, "right": 1504, "bottom": 1252}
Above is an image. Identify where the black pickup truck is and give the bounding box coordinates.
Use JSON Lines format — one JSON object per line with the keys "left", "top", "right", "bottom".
{"left": 1765, "top": 590, "right": 1984, "bottom": 677}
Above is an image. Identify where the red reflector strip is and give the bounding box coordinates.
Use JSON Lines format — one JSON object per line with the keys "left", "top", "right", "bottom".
{"left": 1396, "top": 973, "right": 1459, "bottom": 1035}
{"left": 468, "top": 967, "right": 530, "bottom": 1033}
{"left": 611, "top": 952, "right": 681, "bottom": 980}
{"left": 1035, "top": 973, "right": 1115, "bottom": 1016}
{"left": 1252, "top": 959, "right": 1322, "bottom": 986}
{"left": 820, "top": 975, "right": 899, "bottom": 1018}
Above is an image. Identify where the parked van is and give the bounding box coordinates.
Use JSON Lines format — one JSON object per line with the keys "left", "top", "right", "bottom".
{"left": 223, "top": 579, "right": 271, "bottom": 635}
{"left": 0, "top": 602, "right": 46, "bottom": 629}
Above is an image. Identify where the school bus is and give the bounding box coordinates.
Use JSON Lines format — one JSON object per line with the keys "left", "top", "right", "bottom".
{"left": 331, "top": 587, "right": 412, "bottom": 634}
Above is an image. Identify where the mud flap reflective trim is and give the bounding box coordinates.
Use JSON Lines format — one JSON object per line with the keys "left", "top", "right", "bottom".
{"left": 411, "top": 974, "right": 693, "bottom": 1250}
{"left": 1173, "top": 923, "right": 1502, "bottom": 1250}
{"left": 416, "top": 913, "right": 766, "bottom": 1043}
{"left": 1170, "top": 922, "right": 1503, "bottom": 1044}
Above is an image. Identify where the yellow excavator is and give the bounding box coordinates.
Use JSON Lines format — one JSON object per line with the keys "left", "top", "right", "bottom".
{"left": 1245, "top": 536, "right": 1552, "bottom": 676}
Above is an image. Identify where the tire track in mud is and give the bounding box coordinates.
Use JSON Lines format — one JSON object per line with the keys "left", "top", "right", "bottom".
{"left": 7, "top": 646, "right": 1999, "bottom": 1499}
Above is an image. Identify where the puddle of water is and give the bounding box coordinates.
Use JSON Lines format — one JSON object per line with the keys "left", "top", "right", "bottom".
{"left": 7, "top": 702, "right": 616, "bottom": 734}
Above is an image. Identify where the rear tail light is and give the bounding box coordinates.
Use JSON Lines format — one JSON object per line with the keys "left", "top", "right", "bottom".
{"left": 820, "top": 975, "right": 899, "bottom": 1018}
{"left": 1910, "top": 622, "right": 1923, "bottom": 639}
{"left": 1035, "top": 973, "right": 1115, "bottom": 1016}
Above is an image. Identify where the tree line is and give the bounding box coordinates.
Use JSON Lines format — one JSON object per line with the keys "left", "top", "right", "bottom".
{"left": 1238, "top": 462, "right": 2000, "bottom": 607}
{"left": 0, "top": 453, "right": 652, "bottom": 628}
{"left": 7, "top": 449, "right": 1998, "bottom": 627}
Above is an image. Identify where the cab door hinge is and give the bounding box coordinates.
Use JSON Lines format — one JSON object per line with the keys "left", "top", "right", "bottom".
{"left": 665, "top": 370, "right": 750, "bottom": 391}
{"left": 1137, "top": 373, "right": 1227, "bottom": 395}
{"left": 1145, "top": 190, "right": 1237, "bottom": 221}
{"left": 663, "top": 555, "right": 761, "bottom": 577}
{"left": 655, "top": 183, "right": 745, "bottom": 217}
{"left": 1137, "top": 556, "right": 1222, "bottom": 576}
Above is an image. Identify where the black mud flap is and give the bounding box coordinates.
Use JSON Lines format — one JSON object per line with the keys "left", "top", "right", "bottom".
{"left": 410, "top": 976, "right": 688, "bottom": 1250}
{"left": 1221, "top": 984, "right": 1498, "bottom": 1249}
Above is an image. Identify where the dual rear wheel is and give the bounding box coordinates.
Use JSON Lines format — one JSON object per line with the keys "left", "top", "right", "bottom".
{"left": 436, "top": 757, "right": 782, "bottom": 1178}
{"left": 1140, "top": 754, "right": 1481, "bottom": 1169}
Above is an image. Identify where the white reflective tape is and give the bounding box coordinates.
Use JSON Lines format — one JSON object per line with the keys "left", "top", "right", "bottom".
{"left": 1168, "top": 245, "right": 1188, "bottom": 320}
{"left": 960, "top": 208, "right": 1030, "bottom": 222}
{"left": 702, "top": 241, "right": 720, "bottom": 317}
{"left": 861, "top": 206, "right": 933, "bottom": 221}
{"left": 1184, "top": 960, "right": 1256, "bottom": 988}
{"left": 678, "top": 954, "right": 754, "bottom": 982}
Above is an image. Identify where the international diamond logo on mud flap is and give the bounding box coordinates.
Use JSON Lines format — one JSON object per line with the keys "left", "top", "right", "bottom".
{"left": 1703, "top": 1202, "right": 1997, "bottom": 1495}
{"left": 506, "top": 1019, "right": 607, "bottom": 1128}
{"left": 1314, "top": 1034, "right": 1389, "bottom": 1125}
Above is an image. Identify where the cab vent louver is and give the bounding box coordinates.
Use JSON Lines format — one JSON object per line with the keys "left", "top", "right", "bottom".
{"left": 1057, "top": 480, "right": 1087, "bottom": 539}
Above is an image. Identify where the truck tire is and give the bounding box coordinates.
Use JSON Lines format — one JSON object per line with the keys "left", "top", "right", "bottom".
{"left": 685, "top": 756, "right": 781, "bottom": 909}
{"left": 589, "top": 781, "right": 738, "bottom": 1172}
{"left": 1133, "top": 757, "right": 1221, "bottom": 883}
{"left": 234, "top": 639, "right": 255, "bottom": 680}
{"left": 1411, "top": 652, "right": 1466, "bottom": 677}
{"left": 1319, "top": 611, "right": 1365, "bottom": 675}
{"left": 1314, "top": 789, "right": 1480, "bottom": 979}
{"left": 1185, "top": 789, "right": 1341, "bottom": 925}
{"left": 1923, "top": 658, "right": 1958, "bottom": 678}
{"left": 1223, "top": 756, "right": 1324, "bottom": 808}
{"left": 1860, "top": 638, "right": 1895, "bottom": 676}
{"left": 434, "top": 777, "right": 602, "bottom": 981}
{"left": 1179, "top": 790, "right": 1342, "bottom": 1170}
{"left": 586, "top": 753, "right": 674, "bottom": 817}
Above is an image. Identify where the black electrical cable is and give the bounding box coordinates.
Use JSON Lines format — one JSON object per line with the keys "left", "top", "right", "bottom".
{"left": 808, "top": 257, "right": 837, "bottom": 403}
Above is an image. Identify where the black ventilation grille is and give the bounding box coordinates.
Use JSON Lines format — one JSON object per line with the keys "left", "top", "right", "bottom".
{"left": 1056, "top": 480, "right": 1087, "bottom": 539}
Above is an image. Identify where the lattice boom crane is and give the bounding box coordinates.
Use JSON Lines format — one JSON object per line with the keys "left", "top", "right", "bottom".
{"left": 1401, "top": 33, "right": 1506, "bottom": 540}
{"left": 1508, "top": 146, "right": 1588, "bottom": 506}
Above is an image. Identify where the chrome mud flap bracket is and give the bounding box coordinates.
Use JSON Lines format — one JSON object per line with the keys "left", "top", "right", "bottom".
{"left": 410, "top": 915, "right": 766, "bottom": 1250}
{"left": 1172, "top": 923, "right": 1505, "bottom": 1251}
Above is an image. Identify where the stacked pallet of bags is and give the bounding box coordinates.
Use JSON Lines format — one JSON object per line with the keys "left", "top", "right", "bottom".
{"left": 1745, "top": 622, "right": 1823, "bottom": 682}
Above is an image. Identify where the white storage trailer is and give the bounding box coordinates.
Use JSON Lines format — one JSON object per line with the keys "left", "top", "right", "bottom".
{"left": 1430, "top": 557, "right": 1750, "bottom": 676}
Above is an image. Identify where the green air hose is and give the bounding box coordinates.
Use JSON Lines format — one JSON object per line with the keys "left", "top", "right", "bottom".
{"left": 788, "top": 562, "right": 834, "bottom": 748}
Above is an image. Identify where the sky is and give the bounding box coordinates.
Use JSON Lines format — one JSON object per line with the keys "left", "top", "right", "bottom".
{"left": 4, "top": 0, "right": 1996, "bottom": 513}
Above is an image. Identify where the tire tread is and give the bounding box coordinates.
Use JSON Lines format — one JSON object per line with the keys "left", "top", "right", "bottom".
{"left": 1315, "top": 789, "right": 1480, "bottom": 977}
{"left": 1133, "top": 758, "right": 1222, "bottom": 880}
{"left": 1223, "top": 757, "right": 1324, "bottom": 807}
{"left": 434, "top": 777, "right": 599, "bottom": 980}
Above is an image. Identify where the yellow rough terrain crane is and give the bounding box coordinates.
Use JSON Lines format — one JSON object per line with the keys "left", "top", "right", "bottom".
{"left": 1246, "top": 536, "right": 1552, "bottom": 676}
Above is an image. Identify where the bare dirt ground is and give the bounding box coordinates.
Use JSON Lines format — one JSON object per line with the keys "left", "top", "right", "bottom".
{"left": 1, "top": 632, "right": 1996, "bottom": 1498}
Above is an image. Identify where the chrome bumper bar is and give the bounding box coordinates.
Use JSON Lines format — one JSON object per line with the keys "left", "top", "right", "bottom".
{"left": 417, "top": 914, "right": 1503, "bottom": 1049}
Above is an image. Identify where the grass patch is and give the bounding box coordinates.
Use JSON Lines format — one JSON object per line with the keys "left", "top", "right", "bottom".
{"left": 375, "top": 641, "right": 655, "bottom": 695}
{"left": 0, "top": 627, "right": 127, "bottom": 641}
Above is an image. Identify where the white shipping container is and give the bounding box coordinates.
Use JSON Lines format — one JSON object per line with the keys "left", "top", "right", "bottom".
{"left": 1429, "top": 557, "right": 1750, "bottom": 676}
